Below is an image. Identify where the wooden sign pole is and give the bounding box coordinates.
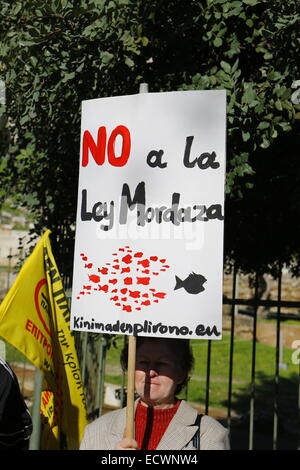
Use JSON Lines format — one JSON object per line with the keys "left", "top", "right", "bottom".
{"left": 124, "top": 334, "right": 137, "bottom": 439}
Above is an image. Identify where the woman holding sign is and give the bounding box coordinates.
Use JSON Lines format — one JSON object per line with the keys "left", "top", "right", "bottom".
{"left": 80, "top": 337, "right": 230, "bottom": 450}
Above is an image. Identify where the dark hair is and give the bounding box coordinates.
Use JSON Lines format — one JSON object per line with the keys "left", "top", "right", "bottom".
{"left": 120, "top": 336, "right": 194, "bottom": 395}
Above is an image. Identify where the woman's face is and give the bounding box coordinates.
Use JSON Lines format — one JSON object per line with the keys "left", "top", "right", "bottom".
{"left": 135, "top": 340, "right": 184, "bottom": 408}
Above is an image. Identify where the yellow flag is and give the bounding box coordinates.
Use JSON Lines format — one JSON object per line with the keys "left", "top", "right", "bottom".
{"left": 0, "top": 230, "right": 88, "bottom": 449}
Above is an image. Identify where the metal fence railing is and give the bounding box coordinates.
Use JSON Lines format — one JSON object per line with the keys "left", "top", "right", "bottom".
{"left": 77, "top": 265, "right": 300, "bottom": 450}
{"left": 222, "top": 268, "right": 300, "bottom": 450}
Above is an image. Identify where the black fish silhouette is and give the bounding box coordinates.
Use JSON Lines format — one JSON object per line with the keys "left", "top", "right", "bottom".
{"left": 174, "top": 272, "right": 207, "bottom": 294}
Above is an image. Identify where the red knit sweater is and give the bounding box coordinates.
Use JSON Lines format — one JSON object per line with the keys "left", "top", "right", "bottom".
{"left": 135, "top": 400, "right": 181, "bottom": 450}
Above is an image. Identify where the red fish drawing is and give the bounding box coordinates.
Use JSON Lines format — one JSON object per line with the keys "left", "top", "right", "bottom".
{"left": 77, "top": 247, "right": 170, "bottom": 312}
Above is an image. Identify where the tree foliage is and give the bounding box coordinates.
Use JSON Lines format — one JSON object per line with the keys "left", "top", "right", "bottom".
{"left": 0, "top": 0, "right": 299, "bottom": 277}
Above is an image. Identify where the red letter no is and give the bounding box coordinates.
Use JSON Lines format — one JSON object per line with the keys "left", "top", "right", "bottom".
{"left": 107, "top": 125, "right": 131, "bottom": 167}
{"left": 82, "top": 125, "right": 131, "bottom": 167}
{"left": 82, "top": 126, "right": 106, "bottom": 167}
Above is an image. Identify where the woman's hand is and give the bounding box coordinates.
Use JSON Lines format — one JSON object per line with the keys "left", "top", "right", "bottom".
{"left": 114, "top": 437, "right": 138, "bottom": 450}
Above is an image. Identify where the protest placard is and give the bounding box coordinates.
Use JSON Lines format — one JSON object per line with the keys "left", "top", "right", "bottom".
{"left": 71, "top": 90, "right": 226, "bottom": 341}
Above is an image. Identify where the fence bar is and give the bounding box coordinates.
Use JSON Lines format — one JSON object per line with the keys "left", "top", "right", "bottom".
{"left": 120, "top": 336, "right": 127, "bottom": 408}
{"left": 6, "top": 248, "right": 12, "bottom": 291}
{"left": 205, "top": 340, "right": 212, "bottom": 415}
{"left": 29, "top": 369, "right": 42, "bottom": 450}
{"left": 95, "top": 336, "right": 107, "bottom": 417}
{"left": 298, "top": 362, "right": 300, "bottom": 450}
{"left": 80, "top": 332, "right": 88, "bottom": 387}
{"left": 223, "top": 298, "right": 300, "bottom": 308}
{"left": 249, "top": 272, "right": 259, "bottom": 450}
{"left": 227, "top": 264, "right": 238, "bottom": 434}
{"left": 273, "top": 265, "right": 282, "bottom": 449}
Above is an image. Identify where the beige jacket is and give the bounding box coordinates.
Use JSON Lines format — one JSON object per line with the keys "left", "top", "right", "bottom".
{"left": 80, "top": 400, "right": 230, "bottom": 450}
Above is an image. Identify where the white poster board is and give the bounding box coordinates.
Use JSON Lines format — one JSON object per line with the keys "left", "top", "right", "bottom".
{"left": 71, "top": 90, "right": 226, "bottom": 340}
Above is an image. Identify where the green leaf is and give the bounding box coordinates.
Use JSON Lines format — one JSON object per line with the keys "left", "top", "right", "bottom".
{"left": 227, "top": 6, "right": 243, "bottom": 17}
{"left": 231, "top": 58, "right": 239, "bottom": 73}
{"left": 264, "top": 52, "right": 273, "bottom": 60}
{"left": 141, "top": 37, "right": 149, "bottom": 46}
{"left": 221, "top": 61, "right": 231, "bottom": 74}
{"left": 101, "top": 51, "right": 114, "bottom": 64}
{"left": 243, "top": 0, "right": 258, "bottom": 5}
{"left": 257, "top": 121, "right": 270, "bottom": 130}
{"left": 125, "top": 56, "right": 134, "bottom": 67}
{"left": 12, "top": 3, "right": 22, "bottom": 15}
{"left": 242, "top": 131, "right": 250, "bottom": 142}
{"left": 260, "top": 137, "right": 270, "bottom": 149}
{"left": 242, "top": 85, "right": 257, "bottom": 104}
{"left": 20, "top": 115, "right": 30, "bottom": 125}
{"left": 62, "top": 72, "right": 75, "bottom": 83}
{"left": 227, "top": 93, "right": 236, "bottom": 113}
{"left": 275, "top": 100, "right": 282, "bottom": 111}
{"left": 213, "top": 37, "right": 223, "bottom": 47}
{"left": 76, "top": 62, "right": 85, "bottom": 73}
